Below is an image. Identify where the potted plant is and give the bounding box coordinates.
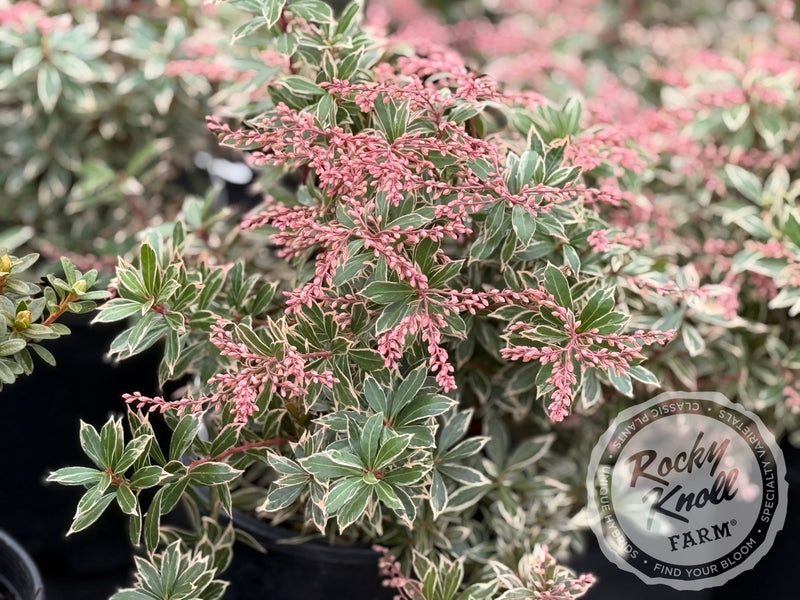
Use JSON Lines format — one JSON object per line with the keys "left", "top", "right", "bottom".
{"left": 0, "top": 250, "right": 110, "bottom": 387}
{"left": 43, "top": 0, "right": 692, "bottom": 598}
{"left": 0, "top": 250, "right": 109, "bottom": 600}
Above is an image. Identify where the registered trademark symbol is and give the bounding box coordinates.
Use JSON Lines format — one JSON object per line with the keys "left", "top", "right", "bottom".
{"left": 730, "top": 520, "right": 736, "bottom": 526}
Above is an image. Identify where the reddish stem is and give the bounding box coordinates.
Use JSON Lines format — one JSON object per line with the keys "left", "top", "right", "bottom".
{"left": 187, "top": 436, "right": 291, "bottom": 470}
{"left": 43, "top": 293, "right": 78, "bottom": 326}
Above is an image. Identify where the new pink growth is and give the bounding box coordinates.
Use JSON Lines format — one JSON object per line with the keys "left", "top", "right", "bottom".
{"left": 784, "top": 386, "right": 800, "bottom": 414}
{"left": 0, "top": 1, "right": 39, "bottom": 28}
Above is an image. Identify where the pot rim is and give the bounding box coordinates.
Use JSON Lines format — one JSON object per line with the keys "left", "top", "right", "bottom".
{"left": 0, "top": 529, "right": 44, "bottom": 600}
{"left": 193, "top": 486, "right": 382, "bottom": 566}
{"left": 231, "top": 508, "right": 384, "bottom": 565}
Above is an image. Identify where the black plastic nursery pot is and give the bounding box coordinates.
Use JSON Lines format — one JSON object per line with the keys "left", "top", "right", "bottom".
{"left": 0, "top": 530, "right": 43, "bottom": 600}
{"left": 221, "top": 509, "right": 395, "bottom": 600}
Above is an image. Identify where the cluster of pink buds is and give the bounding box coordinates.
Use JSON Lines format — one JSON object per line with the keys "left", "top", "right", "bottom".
{"left": 373, "top": 545, "right": 423, "bottom": 600}
{"left": 502, "top": 316, "right": 674, "bottom": 421}
{"left": 207, "top": 321, "right": 337, "bottom": 422}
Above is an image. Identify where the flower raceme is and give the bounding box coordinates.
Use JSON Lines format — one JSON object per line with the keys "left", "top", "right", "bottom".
{"left": 502, "top": 319, "right": 674, "bottom": 422}
{"left": 125, "top": 319, "right": 337, "bottom": 424}
{"left": 207, "top": 320, "right": 337, "bottom": 423}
